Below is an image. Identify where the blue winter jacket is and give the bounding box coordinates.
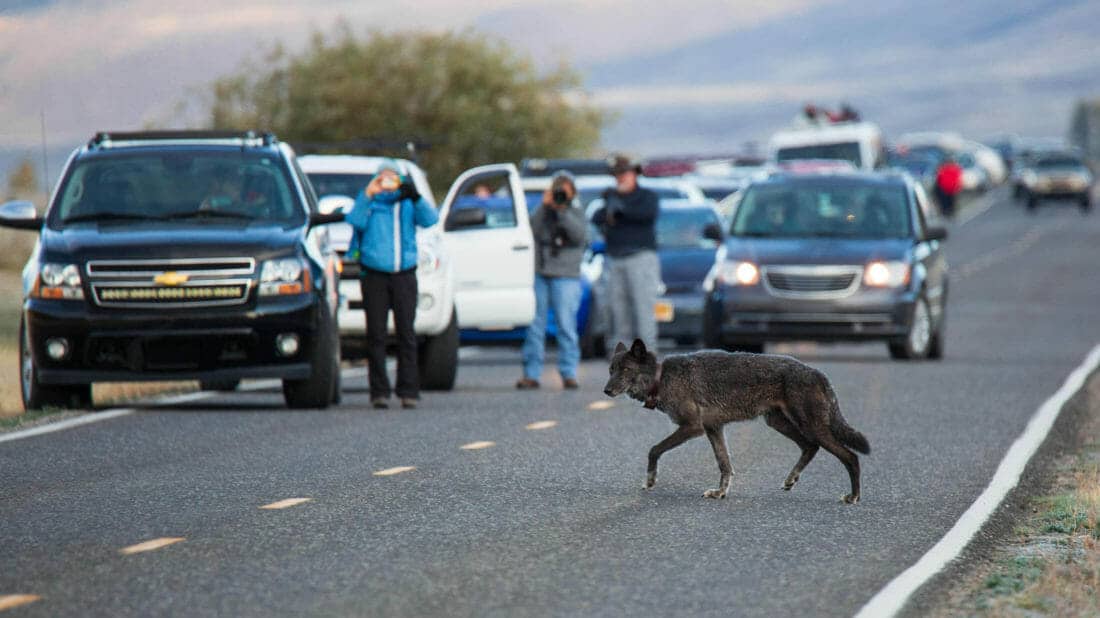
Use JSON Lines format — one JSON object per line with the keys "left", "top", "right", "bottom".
{"left": 345, "top": 190, "right": 439, "bottom": 273}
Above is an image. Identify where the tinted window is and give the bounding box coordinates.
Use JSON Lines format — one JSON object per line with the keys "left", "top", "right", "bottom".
{"left": 51, "top": 151, "right": 303, "bottom": 227}
{"left": 776, "top": 142, "right": 862, "bottom": 167}
{"left": 657, "top": 209, "right": 721, "bottom": 249}
{"left": 732, "top": 181, "right": 911, "bottom": 239}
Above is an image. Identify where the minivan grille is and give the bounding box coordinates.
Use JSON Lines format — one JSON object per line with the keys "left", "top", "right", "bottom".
{"left": 86, "top": 258, "right": 256, "bottom": 308}
{"left": 762, "top": 266, "right": 862, "bottom": 299}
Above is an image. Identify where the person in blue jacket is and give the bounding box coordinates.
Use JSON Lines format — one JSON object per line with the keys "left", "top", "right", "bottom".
{"left": 346, "top": 160, "right": 439, "bottom": 409}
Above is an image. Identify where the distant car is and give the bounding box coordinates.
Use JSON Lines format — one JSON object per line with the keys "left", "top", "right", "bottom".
{"left": 956, "top": 151, "right": 990, "bottom": 192}
{"left": 887, "top": 149, "right": 940, "bottom": 194}
{"left": 702, "top": 171, "right": 949, "bottom": 360}
{"left": 1018, "top": 153, "right": 1093, "bottom": 213}
{"left": 769, "top": 121, "right": 886, "bottom": 171}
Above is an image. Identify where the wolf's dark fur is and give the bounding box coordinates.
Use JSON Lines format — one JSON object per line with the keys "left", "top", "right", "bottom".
{"left": 603, "top": 339, "right": 870, "bottom": 503}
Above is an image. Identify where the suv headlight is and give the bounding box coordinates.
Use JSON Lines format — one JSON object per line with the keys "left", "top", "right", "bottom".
{"left": 704, "top": 257, "right": 760, "bottom": 291}
{"left": 35, "top": 263, "right": 84, "bottom": 300}
{"left": 863, "top": 261, "right": 910, "bottom": 288}
{"left": 259, "top": 257, "right": 310, "bottom": 296}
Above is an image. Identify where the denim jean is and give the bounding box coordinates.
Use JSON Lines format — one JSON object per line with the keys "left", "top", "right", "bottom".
{"left": 522, "top": 274, "right": 582, "bottom": 381}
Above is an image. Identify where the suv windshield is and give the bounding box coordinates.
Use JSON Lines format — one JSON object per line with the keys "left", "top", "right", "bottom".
{"left": 732, "top": 181, "right": 911, "bottom": 239}
{"left": 776, "top": 142, "right": 862, "bottom": 168}
{"left": 657, "top": 208, "right": 721, "bottom": 249}
{"left": 50, "top": 151, "right": 303, "bottom": 227}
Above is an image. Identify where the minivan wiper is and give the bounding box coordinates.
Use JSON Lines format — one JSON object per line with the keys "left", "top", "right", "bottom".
{"left": 61, "top": 212, "right": 165, "bottom": 224}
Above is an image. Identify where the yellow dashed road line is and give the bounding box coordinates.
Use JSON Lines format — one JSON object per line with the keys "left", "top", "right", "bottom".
{"left": 119, "top": 537, "right": 185, "bottom": 555}
{"left": 460, "top": 441, "right": 495, "bottom": 450}
{"left": 0, "top": 595, "right": 41, "bottom": 612}
{"left": 526, "top": 420, "right": 558, "bottom": 430}
{"left": 587, "top": 401, "right": 615, "bottom": 411}
{"left": 260, "top": 498, "right": 313, "bottom": 510}
{"left": 373, "top": 466, "right": 416, "bottom": 477}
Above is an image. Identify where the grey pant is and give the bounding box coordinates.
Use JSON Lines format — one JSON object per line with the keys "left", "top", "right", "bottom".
{"left": 607, "top": 249, "right": 660, "bottom": 354}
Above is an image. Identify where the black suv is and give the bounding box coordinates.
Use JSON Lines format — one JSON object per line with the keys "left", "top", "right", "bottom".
{"left": 702, "top": 171, "right": 948, "bottom": 360}
{"left": 0, "top": 131, "right": 344, "bottom": 410}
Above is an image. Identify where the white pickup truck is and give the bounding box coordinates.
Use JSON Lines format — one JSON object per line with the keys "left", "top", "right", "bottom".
{"left": 299, "top": 155, "right": 534, "bottom": 389}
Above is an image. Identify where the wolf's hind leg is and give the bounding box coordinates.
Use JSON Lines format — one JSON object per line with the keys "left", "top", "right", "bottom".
{"left": 765, "top": 410, "right": 819, "bottom": 491}
{"left": 702, "top": 427, "right": 732, "bottom": 499}
{"left": 818, "top": 437, "right": 861, "bottom": 504}
{"left": 646, "top": 425, "right": 703, "bottom": 489}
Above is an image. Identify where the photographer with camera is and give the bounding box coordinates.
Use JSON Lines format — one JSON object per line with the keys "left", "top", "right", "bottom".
{"left": 516, "top": 171, "right": 588, "bottom": 390}
{"left": 346, "top": 160, "right": 438, "bottom": 409}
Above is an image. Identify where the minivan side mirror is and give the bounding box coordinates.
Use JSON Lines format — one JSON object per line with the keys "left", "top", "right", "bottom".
{"left": 0, "top": 200, "right": 43, "bottom": 230}
{"left": 445, "top": 206, "right": 487, "bottom": 231}
{"left": 924, "top": 226, "right": 948, "bottom": 242}
{"left": 318, "top": 195, "right": 354, "bottom": 216}
{"left": 703, "top": 222, "right": 723, "bottom": 243}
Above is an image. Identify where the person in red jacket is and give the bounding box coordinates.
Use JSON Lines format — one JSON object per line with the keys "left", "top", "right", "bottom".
{"left": 935, "top": 157, "right": 964, "bottom": 218}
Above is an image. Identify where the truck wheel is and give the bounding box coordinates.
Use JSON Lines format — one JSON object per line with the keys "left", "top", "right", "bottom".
{"left": 20, "top": 318, "right": 91, "bottom": 410}
{"left": 419, "top": 309, "right": 458, "bottom": 391}
{"left": 282, "top": 307, "right": 338, "bottom": 409}
{"left": 199, "top": 379, "right": 240, "bottom": 392}
{"left": 889, "top": 297, "right": 932, "bottom": 360}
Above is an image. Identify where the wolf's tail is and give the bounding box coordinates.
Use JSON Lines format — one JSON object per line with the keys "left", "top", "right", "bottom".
{"left": 825, "top": 381, "right": 871, "bottom": 455}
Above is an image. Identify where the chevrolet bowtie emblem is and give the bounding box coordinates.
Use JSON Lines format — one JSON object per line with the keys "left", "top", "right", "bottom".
{"left": 154, "top": 271, "right": 189, "bottom": 286}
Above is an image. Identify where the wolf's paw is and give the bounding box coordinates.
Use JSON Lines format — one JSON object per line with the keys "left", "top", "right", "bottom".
{"left": 841, "top": 493, "right": 860, "bottom": 504}
{"left": 702, "top": 489, "right": 727, "bottom": 499}
{"left": 782, "top": 478, "right": 797, "bottom": 491}
{"left": 644, "top": 471, "right": 657, "bottom": 490}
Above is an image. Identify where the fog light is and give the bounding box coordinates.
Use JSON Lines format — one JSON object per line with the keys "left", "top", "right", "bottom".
{"left": 46, "top": 337, "right": 70, "bottom": 361}
{"left": 418, "top": 293, "right": 434, "bottom": 311}
{"left": 275, "top": 333, "right": 300, "bottom": 357}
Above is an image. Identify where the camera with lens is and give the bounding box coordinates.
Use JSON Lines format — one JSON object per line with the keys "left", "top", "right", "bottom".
{"left": 552, "top": 189, "right": 569, "bottom": 205}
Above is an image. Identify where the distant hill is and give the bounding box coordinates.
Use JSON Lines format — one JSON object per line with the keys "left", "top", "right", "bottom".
{"left": 581, "top": 0, "right": 1099, "bottom": 153}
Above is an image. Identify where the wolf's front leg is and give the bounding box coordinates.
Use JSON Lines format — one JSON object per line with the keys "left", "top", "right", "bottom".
{"left": 646, "top": 425, "right": 703, "bottom": 490}
{"left": 702, "top": 427, "right": 732, "bottom": 499}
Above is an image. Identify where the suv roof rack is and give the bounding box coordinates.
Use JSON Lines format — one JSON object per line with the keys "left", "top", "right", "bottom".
{"left": 88, "top": 130, "right": 277, "bottom": 149}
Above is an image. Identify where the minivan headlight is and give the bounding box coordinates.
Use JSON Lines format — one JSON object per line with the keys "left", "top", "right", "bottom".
{"left": 260, "top": 257, "right": 310, "bottom": 296}
{"left": 863, "top": 261, "right": 910, "bottom": 288}
{"left": 35, "top": 263, "right": 84, "bottom": 300}
{"left": 716, "top": 260, "right": 760, "bottom": 286}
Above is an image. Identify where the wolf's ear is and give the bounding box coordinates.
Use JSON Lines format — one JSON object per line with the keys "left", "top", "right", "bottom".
{"left": 614, "top": 341, "right": 627, "bottom": 355}
{"left": 630, "top": 338, "right": 647, "bottom": 358}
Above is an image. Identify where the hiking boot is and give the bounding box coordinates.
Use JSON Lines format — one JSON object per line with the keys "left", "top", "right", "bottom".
{"left": 515, "top": 378, "right": 540, "bottom": 390}
{"left": 562, "top": 377, "right": 579, "bottom": 390}
{"left": 401, "top": 398, "right": 418, "bottom": 409}
{"left": 372, "top": 397, "right": 389, "bottom": 409}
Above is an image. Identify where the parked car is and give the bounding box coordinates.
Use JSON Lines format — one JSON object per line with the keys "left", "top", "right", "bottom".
{"left": 769, "top": 121, "right": 886, "bottom": 171}
{"left": 298, "top": 155, "right": 459, "bottom": 390}
{"left": 0, "top": 131, "right": 345, "bottom": 410}
{"left": 702, "top": 171, "right": 949, "bottom": 360}
{"left": 1017, "top": 152, "right": 1093, "bottom": 213}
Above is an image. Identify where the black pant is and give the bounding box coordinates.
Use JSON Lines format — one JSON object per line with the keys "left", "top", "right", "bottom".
{"left": 935, "top": 186, "right": 957, "bottom": 218}
{"left": 360, "top": 268, "right": 419, "bottom": 400}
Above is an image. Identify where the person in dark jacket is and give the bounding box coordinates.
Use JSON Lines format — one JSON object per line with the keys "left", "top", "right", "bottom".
{"left": 517, "top": 171, "right": 588, "bottom": 389}
{"left": 345, "top": 160, "right": 439, "bottom": 409}
{"left": 590, "top": 154, "right": 661, "bottom": 354}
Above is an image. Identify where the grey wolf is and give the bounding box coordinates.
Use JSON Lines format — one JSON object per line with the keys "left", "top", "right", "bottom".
{"left": 603, "top": 340, "right": 870, "bottom": 503}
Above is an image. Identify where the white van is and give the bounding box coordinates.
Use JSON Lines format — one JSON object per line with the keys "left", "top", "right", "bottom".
{"left": 769, "top": 121, "right": 885, "bottom": 171}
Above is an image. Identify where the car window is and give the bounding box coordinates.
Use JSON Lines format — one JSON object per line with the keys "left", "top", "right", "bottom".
{"left": 446, "top": 173, "right": 517, "bottom": 231}
{"left": 731, "top": 181, "right": 911, "bottom": 239}
{"left": 776, "top": 142, "right": 862, "bottom": 168}
{"left": 51, "top": 151, "right": 304, "bottom": 227}
{"left": 524, "top": 190, "right": 544, "bottom": 213}
{"left": 307, "top": 173, "right": 373, "bottom": 200}
{"left": 657, "top": 209, "right": 721, "bottom": 249}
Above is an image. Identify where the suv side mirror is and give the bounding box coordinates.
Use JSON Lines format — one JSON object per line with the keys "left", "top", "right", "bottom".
{"left": 703, "top": 222, "right": 723, "bottom": 242}
{"left": 445, "top": 206, "right": 487, "bottom": 231}
{"left": 924, "top": 226, "right": 948, "bottom": 242}
{"left": 0, "top": 200, "right": 43, "bottom": 230}
{"left": 309, "top": 212, "right": 345, "bottom": 227}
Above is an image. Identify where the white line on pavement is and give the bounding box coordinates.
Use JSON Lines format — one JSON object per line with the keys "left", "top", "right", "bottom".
{"left": 955, "top": 190, "right": 998, "bottom": 226}
{"left": 855, "top": 342, "right": 1100, "bottom": 618}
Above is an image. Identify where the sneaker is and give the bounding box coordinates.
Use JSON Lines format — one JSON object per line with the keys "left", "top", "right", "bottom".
{"left": 401, "top": 398, "right": 418, "bottom": 409}
{"left": 515, "top": 378, "right": 540, "bottom": 390}
{"left": 372, "top": 398, "right": 389, "bottom": 409}
{"left": 562, "top": 377, "right": 579, "bottom": 390}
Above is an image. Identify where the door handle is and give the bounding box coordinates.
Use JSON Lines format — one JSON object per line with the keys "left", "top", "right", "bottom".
{"left": 512, "top": 244, "right": 530, "bottom": 251}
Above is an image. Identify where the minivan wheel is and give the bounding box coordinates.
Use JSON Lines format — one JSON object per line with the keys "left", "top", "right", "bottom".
{"left": 889, "top": 297, "right": 932, "bottom": 360}
{"left": 419, "top": 309, "right": 458, "bottom": 391}
{"left": 282, "top": 308, "right": 338, "bottom": 409}
{"left": 20, "top": 318, "right": 91, "bottom": 410}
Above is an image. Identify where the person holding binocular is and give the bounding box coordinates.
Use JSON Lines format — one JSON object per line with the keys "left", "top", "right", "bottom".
{"left": 516, "top": 170, "right": 588, "bottom": 390}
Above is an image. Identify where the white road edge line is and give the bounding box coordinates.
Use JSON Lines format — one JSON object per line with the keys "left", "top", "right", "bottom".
{"left": 855, "top": 342, "right": 1100, "bottom": 618}
{"left": 0, "top": 366, "right": 369, "bottom": 445}
{"left": 956, "top": 190, "right": 998, "bottom": 226}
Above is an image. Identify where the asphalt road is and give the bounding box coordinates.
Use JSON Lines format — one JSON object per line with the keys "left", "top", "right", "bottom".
{"left": 2, "top": 188, "right": 1099, "bottom": 617}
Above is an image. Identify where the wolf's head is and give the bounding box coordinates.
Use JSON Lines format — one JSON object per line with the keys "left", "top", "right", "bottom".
{"left": 603, "top": 339, "right": 657, "bottom": 401}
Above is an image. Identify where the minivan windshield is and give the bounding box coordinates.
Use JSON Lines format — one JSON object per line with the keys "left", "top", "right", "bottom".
{"left": 731, "top": 181, "right": 911, "bottom": 239}
{"left": 50, "top": 151, "right": 304, "bottom": 227}
{"left": 775, "top": 142, "right": 862, "bottom": 168}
